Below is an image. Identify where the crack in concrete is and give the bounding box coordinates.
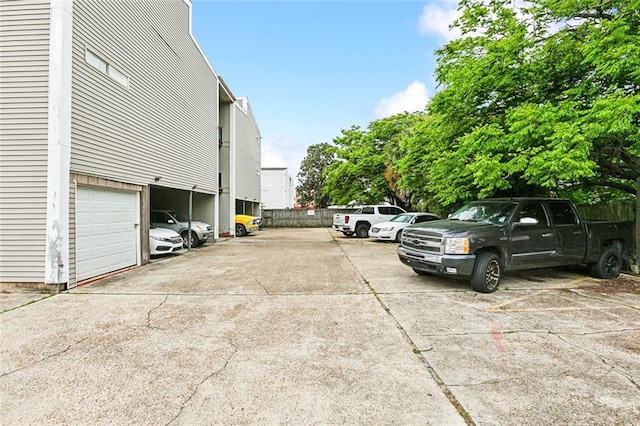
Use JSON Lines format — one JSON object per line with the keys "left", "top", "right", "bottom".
{"left": 420, "top": 328, "right": 640, "bottom": 390}
{"left": 165, "top": 342, "right": 238, "bottom": 425}
{"left": 1, "top": 336, "right": 91, "bottom": 378}
{"left": 418, "top": 327, "right": 640, "bottom": 338}
{"left": 255, "top": 277, "right": 270, "bottom": 295}
{"left": 144, "top": 294, "right": 170, "bottom": 330}
{"left": 554, "top": 333, "right": 640, "bottom": 390}
{"left": 0, "top": 293, "right": 56, "bottom": 313}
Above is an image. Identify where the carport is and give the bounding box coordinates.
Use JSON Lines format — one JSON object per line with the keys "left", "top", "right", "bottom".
{"left": 150, "top": 185, "right": 216, "bottom": 237}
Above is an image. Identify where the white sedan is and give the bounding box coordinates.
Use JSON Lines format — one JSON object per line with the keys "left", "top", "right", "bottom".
{"left": 369, "top": 212, "right": 440, "bottom": 242}
{"left": 150, "top": 227, "right": 184, "bottom": 256}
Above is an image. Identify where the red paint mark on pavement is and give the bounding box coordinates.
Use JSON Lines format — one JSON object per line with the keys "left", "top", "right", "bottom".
{"left": 491, "top": 320, "right": 506, "bottom": 353}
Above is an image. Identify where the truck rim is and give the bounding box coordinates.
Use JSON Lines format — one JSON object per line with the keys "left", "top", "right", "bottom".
{"left": 604, "top": 252, "right": 620, "bottom": 275}
{"left": 485, "top": 259, "right": 501, "bottom": 291}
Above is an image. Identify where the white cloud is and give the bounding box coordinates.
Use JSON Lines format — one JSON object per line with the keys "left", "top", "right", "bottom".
{"left": 261, "top": 136, "right": 305, "bottom": 182}
{"left": 374, "top": 81, "right": 429, "bottom": 119}
{"left": 418, "top": 0, "right": 461, "bottom": 42}
{"left": 261, "top": 139, "right": 287, "bottom": 168}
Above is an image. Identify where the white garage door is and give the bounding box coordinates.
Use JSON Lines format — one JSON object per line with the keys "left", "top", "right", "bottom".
{"left": 77, "top": 186, "right": 138, "bottom": 281}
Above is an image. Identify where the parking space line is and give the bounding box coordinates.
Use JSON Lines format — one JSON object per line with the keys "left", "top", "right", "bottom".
{"left": 486, "top": 277, "right": 607, "bottom": 313}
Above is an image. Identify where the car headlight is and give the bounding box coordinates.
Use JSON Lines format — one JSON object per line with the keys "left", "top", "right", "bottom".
{"left": 381, "top": 226, "right": 394, "bottom": 231}
{"left": 444, "top": 238, "right": 469, "bottom": 254}
{"left": 150, "top": 236, "right": 170, "bottom": 242}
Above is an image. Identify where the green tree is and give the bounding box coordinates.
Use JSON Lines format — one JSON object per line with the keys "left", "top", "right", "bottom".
{"left": 323, "top": 126, "right": 386, "bottom": 206}
{"left": 401, "top": 0, "right": 639, "bottom": 207}
{"left": 323, "top": 112, "right": 424, "bottom": 208}
{"left": 296, "top": 143, "right": 335, "bottom": 208}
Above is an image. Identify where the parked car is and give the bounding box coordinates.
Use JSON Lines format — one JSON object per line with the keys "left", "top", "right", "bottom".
{"left": 149, "top": 227, "right": 184, "bottom": 256}
{"left": 151, "top": 210, "right": 214, "bottom": 247}
{"left": 369, "top": 212, "right": 440, "bottom": 242}
{"left": 235, "top": 214, "right": 260, "bottom": 237}
{"left": 332, "top": 205, "right": 406, "bottom": 238}
{"left": 397, "top": 197, "right": 634, "bottom": 293}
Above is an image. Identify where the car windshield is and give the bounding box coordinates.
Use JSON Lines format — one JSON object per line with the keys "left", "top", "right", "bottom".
{"left": 169, "top": 211, "right": 188, "bottom": 222}
{"left": 390, "top": 214, "right": 413, "bottom": 223}
{"left": 449, "top": 202, "right": 516, "bottom": 224}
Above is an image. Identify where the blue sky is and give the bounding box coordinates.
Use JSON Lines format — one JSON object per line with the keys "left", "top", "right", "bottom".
{"left": 191, "top": 0, "right": 461, "bottom": 181}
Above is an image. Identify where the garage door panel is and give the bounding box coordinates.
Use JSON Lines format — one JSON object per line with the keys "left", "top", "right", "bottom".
{"left": 77, "top": 187, "right": 138, "bottom": 281}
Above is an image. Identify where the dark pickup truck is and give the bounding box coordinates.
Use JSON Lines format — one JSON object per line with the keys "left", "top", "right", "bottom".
{"left": 397, "top": 198, "right": 634, "bottom": 293}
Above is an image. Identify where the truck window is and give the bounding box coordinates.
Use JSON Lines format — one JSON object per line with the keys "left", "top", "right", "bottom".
{"left": 389, "top": 207, "right": 404, "bottom": 215}
{"left": 548, "top": 201, "right": 578, "bottom": 225}
{"left": 516, "top": 203, "right": 549, "bottom": 226}
{"left": 415, "top": 215, "right": 438, "bottom": 223}
{"left": 151, "top": 211, "right": 167, "bottom": 223}
{"left": 360, "top": 207, "right": 374, "bottom": 214}
{"left": 378, "top": 207, "right": 390, "bottom": 215}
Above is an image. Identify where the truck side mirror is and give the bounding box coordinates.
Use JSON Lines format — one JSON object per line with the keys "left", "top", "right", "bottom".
{"left": 515, "top": 217, "right": 538, "bottom": 227}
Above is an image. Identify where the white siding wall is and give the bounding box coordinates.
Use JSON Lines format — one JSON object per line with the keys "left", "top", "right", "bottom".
{"left": 71, "top": 0, "right": 219, "bottom": 193}
{"left": 0, "top": 0, "right": 51, "bottom": 282}
{"left": 261, "top": 168, "right": 295, "bottom": 210}
{"left": 234, "top": 98, "right": 261, "bottom": 202}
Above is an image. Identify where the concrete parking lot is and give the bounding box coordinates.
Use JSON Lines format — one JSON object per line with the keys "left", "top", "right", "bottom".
{"left": 2, "top": 228, "right": 639, "bottom": 425}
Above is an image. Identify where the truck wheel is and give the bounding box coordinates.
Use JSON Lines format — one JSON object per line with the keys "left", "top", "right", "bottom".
{"left": 355, "top": 223, "right": 370, "bottom": 238}
{"left": 589, "top": 246, "right": 622, "bottom": 279}
{"left": 470, "top": 252, "right": 501, "bottom": 293}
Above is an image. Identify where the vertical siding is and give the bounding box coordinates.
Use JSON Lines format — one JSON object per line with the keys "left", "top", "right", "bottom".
{"left": 71, "top": 0, "right": 218, "bottom": 192}
{"left": 234, "top": 100, "right": 261, "bottom": 201}
{"left": 0, "top": 0, "right": 51, "bottom": 282}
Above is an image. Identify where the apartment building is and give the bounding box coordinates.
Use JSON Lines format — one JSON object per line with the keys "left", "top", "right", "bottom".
{"left": 0, "top": 0, "right": 260, "bottom": 289}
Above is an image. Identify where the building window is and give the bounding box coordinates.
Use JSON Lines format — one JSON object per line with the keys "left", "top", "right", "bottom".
{"left": 85, "top": 50, "right": 107, "bottom": 73}
{"left": 85, "top": 49, "right": 129, "bottom": 89}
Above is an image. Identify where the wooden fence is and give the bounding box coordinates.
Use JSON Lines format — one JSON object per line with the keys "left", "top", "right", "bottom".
{"left": 576, "top": 201, "right": 635, "bottom": 221}
{"left": 261, "top": 209, "right": 353, "bottom": 228}
{"left": 263, "top": 201, "right": 636, "bottom": 227}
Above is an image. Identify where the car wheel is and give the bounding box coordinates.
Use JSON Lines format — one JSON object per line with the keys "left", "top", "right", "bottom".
{"left": 355, "top": 223, "right": 369, "bottom": 238}
{"left": 470, "top": 251, "right": 501, "bottom": 293}
{"left": 589, "top": 246, "right": 622, "bottom": 279}
{"left": 182, "top": 231, "right": 199, "bottom": 248}
{"left": 413, "top": 268, "right": 430, "bottom": 276}
{"left": 395, "top": 229, "right": 403, "bottom": 243}
{"left": 236, "top": 224, "right": 246, "bottom": 237}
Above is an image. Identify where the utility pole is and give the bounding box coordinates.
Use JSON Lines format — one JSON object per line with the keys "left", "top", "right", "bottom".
{"left": 188, "top": 185, "right": 197, "bottom": 251}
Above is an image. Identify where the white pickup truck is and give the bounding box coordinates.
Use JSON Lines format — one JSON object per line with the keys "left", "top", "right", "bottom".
{"left": 333, "top": 205, "right": 406, "bottom": 238}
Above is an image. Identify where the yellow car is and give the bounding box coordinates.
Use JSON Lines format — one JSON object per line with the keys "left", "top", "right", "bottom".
{"left": 235, "top": 214, "right": 260, "bottom": 237}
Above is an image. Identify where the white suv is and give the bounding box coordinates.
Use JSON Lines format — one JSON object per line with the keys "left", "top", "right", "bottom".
{"left": 151, "top": 210, "right": 214, "bottom": 247}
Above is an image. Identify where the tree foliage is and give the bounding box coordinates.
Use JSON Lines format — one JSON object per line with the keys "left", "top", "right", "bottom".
{"left": 322, "top": 112, "right": 423, "bottom": 208}
{"left": 296, "top": 143, "right": 335, "bottom": 208}
{"left": 304, "top": 0, "right": 638, "bottom": 211}
{"left": 401, "top": 0, "right": 639, "bottom": 207}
